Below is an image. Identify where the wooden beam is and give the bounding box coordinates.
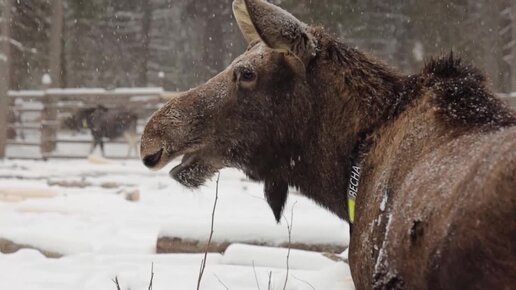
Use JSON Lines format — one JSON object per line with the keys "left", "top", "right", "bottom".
{"left": 6, "top": 141, "right": 40, "bottom": 146}
{"left": 41, "top": 154, "right": 140, "bottom": 160}
{"left": 0, "top": 0, "right": 13, "bottom": 158}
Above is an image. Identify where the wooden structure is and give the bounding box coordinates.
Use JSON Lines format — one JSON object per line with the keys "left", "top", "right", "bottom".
{"left": 501, "top": 93, "right": 516, "bottom": 108}
{"left": 1, "top": 87, "right": 515, "bottom": 160}
{"left": 3, "top": 87, "right": 165, "bottom": 160}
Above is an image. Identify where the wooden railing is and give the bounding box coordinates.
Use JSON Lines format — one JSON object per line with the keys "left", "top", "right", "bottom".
{"left": 500, "top": 93, "right": 516, "bottom": 108}
{"left": 1, "top": 90, "right": 515, "bottom": 160}
{"left": 2, "top": 87, "right": 166, "bottom": 160}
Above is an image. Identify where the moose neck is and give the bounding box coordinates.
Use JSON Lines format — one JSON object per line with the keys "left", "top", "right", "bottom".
{"left": 293, "top": 35, "right": 416, "bottom": 220}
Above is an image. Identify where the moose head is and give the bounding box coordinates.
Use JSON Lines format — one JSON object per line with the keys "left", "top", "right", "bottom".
{"left": 141, "top": 0, "right": 400, "bottom": 221}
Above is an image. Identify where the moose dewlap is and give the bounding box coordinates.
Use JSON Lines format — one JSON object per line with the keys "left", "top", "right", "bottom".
{"left": 140, "top": 0, "right": 516, "bottom": 289}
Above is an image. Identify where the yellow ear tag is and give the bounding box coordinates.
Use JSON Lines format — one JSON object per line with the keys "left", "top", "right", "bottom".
{"left": 82, "top": 119, "right": 88, "bottom": 129}
{"left": 348, "top": 199, "right": 356, "bottom": 224}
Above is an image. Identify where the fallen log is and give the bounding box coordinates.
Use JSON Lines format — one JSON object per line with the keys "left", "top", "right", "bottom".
{"left": 0, "top": 238, "right": 62, "bottom": 258}
{"left": 156, "top": 236, "right": 346, "bottom": 254}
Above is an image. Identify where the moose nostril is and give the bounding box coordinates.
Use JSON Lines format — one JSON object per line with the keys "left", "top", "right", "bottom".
{"left": 143, "top": 148, "right": 163, "bottom": 168}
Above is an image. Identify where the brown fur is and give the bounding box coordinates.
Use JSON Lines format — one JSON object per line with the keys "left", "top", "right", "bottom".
{"left": 140, "top": 1, "right": 516, "bottom": 289}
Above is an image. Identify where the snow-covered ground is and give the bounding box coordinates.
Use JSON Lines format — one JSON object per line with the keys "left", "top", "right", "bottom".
{"left": 0, "top": 158, "right": 354, "bottom": 290}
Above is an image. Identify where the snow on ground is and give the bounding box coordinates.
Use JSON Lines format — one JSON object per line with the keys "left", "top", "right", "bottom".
{"left": 0, "top": 158, "right": 353, "bottom": 290}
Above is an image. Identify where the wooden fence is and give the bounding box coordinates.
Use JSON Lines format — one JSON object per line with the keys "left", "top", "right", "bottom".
{"left": 1, "top": 87, "right": 167, "bottom": 160}
{"left": 500, "top": 93, "right": 516, "bottom": 108}
{"left": 1, "top": 90, "right": 515, "bottom": 160}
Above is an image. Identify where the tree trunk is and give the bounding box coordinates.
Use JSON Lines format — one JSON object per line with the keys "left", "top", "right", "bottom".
{"left": 49, "top": 0, "right": 63, "bottom": 88}
{"left": 498, "top": 0, "right": 512, "bottom": 93}
{"left": 512, "top": 1, "right": 516, "bottom": 93}
{"left": 0, "top": 0, "right": 13, "bottom": 158}
{"left": 140, "top": 0, "right": 152, "bottom": 86}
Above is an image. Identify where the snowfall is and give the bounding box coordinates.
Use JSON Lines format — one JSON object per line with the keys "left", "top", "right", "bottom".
{"left": 0, "top": 152, "right": 354, "bottom": 290}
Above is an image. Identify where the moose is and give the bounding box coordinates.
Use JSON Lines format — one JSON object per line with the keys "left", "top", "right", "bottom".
{"left": 140, "top": 0, "right": 516, "bottom": 289}
{"left": 64, "top": 105, "right": 139, "bottom": 157}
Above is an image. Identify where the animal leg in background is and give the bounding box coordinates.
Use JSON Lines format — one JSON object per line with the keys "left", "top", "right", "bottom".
{"left": 124, "top": 131, "right": 138, "bottom": 157}
{"left": 16, "top": 113, "right": 25, "bottom": 140}
{"left": 90, "top": 137, "right": 105, "bottom": 156}
{"left": 99, "top": 139, "right": 105, "bottom": 156}
{"left": 89, "top": 139, "right": 98, "bottom": 154}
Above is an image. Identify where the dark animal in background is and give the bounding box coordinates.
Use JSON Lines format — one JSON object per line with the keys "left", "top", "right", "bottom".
{"left": 7, "top": 107, "right": 25, "bottom": 140}
{"left": 141, "top": 0, "right": 516, "bottom": 289}
{"left": 7, "top": 109, "right": 18, "bottom": 140}
{"left": 64, "top": 105, "right": 139, "bottom": 157}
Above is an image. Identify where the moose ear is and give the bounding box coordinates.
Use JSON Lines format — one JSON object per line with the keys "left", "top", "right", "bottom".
{"left": 264, "top": 178, "right": 289, "bottom": 223}
{"left": 232, "top": 0, "right": 317, "bottom": 65}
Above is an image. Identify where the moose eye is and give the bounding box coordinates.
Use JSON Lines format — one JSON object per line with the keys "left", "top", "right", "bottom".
{"left": 241, "top": 69, "right": 256, "bottom": 82}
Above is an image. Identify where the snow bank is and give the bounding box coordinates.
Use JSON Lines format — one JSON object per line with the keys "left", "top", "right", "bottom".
{"left": 222, "top": 243, "right": 336, "bottom": 270}
{"left": 159, "top": 218, "right": 348, "bottom": 247}
{"left": 0, "top": 159, "right": 354, "bottom": 289}
{"left": 0, "top": 249, "right": 354, "bottom": 290}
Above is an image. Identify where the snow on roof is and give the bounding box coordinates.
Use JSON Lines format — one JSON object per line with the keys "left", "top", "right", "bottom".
{"left": 46, "top": 88, "right": 106, "bottom": 95}
{"left": 8, "top": 90, "right": 45, "bottom": 97}
{"left": 113, "top": 87, "right": 163, "bottom": 94}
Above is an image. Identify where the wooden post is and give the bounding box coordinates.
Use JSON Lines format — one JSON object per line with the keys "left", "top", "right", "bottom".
{"left": 0, "top": 0, "right": 13, "bottom": 159}
{"left": 40, "top": 74, "right": 57, "bottom": 156}
{"left": 158, "top": 71, "right": 165, "bottom": 89}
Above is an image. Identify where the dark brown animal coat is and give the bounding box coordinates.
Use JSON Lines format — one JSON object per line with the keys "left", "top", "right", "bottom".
{"left": 140, "top": 1, "right": 516, "bottom": 289}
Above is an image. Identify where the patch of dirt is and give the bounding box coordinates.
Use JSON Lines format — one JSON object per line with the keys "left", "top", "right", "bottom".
{"left": 120, "top": 189, "right": 140, "bottom": 202}
{"left": 48, "top": 179, "right": 91, "bottom": 188}
{"left": 0, "top": 238, "right": 62, "bottom": 258}
{"left": 100, "top": 182, "right": 120, "bottom": 189}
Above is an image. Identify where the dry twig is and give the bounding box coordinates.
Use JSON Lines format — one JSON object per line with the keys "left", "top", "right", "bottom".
{"left": 148, "top": 263, "right": 154, "bottom": 290}
{"left": 196, "top": 172, "right": 221, "bottom": 290}
{"left": 291, "top": 274, "right": 315, "bottom": 290}
{"left": 282, "top": 202, "right": 297, "bottom": 290}
{"left": 112, "top": 263, "right": 154, "bottom": 290}
{"left": 252, "top": 260, "right": 261, "bottom": 290}
{"left": 213, "top": 273, "right": 230, "bottom": 290}
{"left": 112, "top": 276, "right": 122, "bottom": 290}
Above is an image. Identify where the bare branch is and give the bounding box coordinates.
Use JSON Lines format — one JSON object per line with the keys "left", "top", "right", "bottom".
{"left": 197, "top": 172, "right": 221, "bottom": 290}
{"left": 0, "top": 36, "right": 37, "bottom": 54}
{"left": 148, "top": 263, "right": 154, "bottom": 290}
{"left": 282, "top": 202, "right": 297, "bottom": 290}
{"left": 112, "top": 276, "right": 122, "bottom": 290}
{"left": 252, "top": 260, "right": 261, "bottom": 290}
{"left": 268, "top": 271, "right": 273, "bottom": 290}
{"left": 213, "top": 273, "right": 230, "bottom": 290}
{"left": 291, "top": 274, "right": 315, "bottom": 290}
